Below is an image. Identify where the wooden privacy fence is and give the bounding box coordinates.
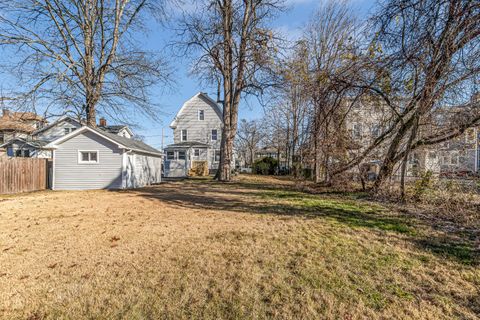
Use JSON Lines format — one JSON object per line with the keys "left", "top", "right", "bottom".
{"left": 0, "top": 157, "right": 49, "bottom": 194}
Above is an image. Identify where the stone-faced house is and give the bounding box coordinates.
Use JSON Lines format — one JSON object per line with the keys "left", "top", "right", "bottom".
{"left": 164, "top": 92, "right": 224, "bottom": 177}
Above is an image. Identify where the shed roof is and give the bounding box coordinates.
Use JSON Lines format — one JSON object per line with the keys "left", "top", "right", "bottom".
{"left": 46, "top": 126, "right": 162, "bottom": 157}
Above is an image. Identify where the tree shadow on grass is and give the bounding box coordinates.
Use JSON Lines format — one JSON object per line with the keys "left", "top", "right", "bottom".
{"left": 119, "top": 179, "right": 479, "bottom": 266}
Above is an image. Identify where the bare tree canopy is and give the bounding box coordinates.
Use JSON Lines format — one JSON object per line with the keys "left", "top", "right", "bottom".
{"left": 176, "top": 0, "right": 283, "bottom": 181}
{"left": 0, "top": 0, "right": 172, "bottom": 125}
{"left": 354, "top": 0, "right": 480, "bottom": 192}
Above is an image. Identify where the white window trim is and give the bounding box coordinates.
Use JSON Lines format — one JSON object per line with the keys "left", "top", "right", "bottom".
{"left": 166, "top": 151, "right": 175, "bottom": 160}
{"left": 178, "top": 150, "right": 186, "bottom": 160}
{"left": 213, "top": 149, "right": 220, "bottom": 163}
{"left": 198, "top": 109, "right": 205, "bottom": 121}
{"left": 211, "top": 129, "right": 218, "bottom": 141}
{"left": 450, "top": 151, "right": 459, "bottom": 165}
{"left": 181, "top": 129, "right": 188, "bottom": 142}
{"left": 78, "top": 150, "right": 99, "bottom": 164}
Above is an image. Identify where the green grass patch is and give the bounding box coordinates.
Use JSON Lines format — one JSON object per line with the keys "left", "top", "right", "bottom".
{"left": 259, "top": 189, "right": 414, "bottom": 235}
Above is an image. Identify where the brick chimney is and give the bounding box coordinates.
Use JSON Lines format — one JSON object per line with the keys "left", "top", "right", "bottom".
{"left": 2, "top": 109, "right": 10, "bottom": 117}
{"left": 99, "top": 117, "right": 107, "bottom": 127}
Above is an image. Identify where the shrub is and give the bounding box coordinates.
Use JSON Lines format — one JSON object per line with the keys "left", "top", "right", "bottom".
{"left": 253, "top": 157, "right": 278, "bottom": 175}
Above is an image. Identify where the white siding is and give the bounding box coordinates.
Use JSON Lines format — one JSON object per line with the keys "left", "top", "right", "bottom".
{"left": 172, "top": 94, "right": 223, "bottom": 149}
{"left": 36, "top": 119, "right": 81, "bottom": 142}
{"left": 54, "top": 131, "right": 123, "bottom": 190}
{"left": 125, "top": 153, "right": 162, "bottom": 188}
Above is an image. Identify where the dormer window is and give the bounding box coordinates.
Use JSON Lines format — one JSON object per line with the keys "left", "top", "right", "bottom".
{"left": 198, "top": 110, "right": 205, "bottom": 121}
{"left": 64, "top": 127, "right": 75, "bottom": 135}
{"left": 181, "top": 129, "right": 188, "bottom": 141}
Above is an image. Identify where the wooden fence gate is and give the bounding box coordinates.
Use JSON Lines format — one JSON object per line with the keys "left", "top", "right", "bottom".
{"left": 0, "top": 157, "right": 49, "bottom": 194}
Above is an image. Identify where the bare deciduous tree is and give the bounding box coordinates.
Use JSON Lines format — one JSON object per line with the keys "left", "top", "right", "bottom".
{"left": 177, "top": 0, "right": 282, "bottom": 181}
{"left": 236, "top": 118, "right": 264, "bottom": 167}
{"left": 0, "top": 0, "right": 171, "bottom": 126}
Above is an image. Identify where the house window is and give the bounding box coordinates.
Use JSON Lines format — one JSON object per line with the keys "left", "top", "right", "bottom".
{"left": 352, "top": 124, "right": 362, "bottom": 139}
{"left": 178, "top": 151, "right": 186, "bottom": 160}
{"left": 450, "top": 152, "right": 459, "bottom": 165}
{"left": 371, "top": 125, "right": 380, "bottom": 138}
{"left": 211, "top": 129, "right": 218, "bottom": 141}
{"left": 64, "top": 127, "right": 75, "bottom": 135}
{"left": 23, "top": 150, "right": 30, "bottom": 157}
{"left": 181, "top": 129, "right": 188, "bottom": 142}
{"left": 166, "top": 151, "right": 174, "bottom": 160}
{"left": 428, "top": 151, "right": 437, "bottom": 159}
{"left": 198, "top": 110, "right": 205, "bottom": 121}
{"left": 408, "top": 153, "right": 419, "bottom": 165}
{"left": 15, "top": 149, "right": 22, "bottom": 157}
{"left": 465, "top": 128, "right": 475, "bottom": 143}
{"left": 194, "top": 149, "right": 200, "bottom": 157}
{"left": 79, "top": 151, "right": 99, "bottom": 163}
{"left": 214, "top": 150, "right": 221, "bottom": 162}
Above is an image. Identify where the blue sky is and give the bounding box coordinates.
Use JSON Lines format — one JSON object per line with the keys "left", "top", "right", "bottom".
{"left": 139, "top": 0, "right": 376, "bottom": 148}
{"left": 0, "top": 0, "right": 375, "bottom": 149}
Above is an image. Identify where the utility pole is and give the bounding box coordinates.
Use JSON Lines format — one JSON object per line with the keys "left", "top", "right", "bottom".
{"left": 161, "top": 127, "right": 164, "bottom": 151}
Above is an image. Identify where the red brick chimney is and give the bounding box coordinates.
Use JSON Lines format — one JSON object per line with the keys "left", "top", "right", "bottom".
{"left": 99, "top": 117, "right": 107, "bottom": 127}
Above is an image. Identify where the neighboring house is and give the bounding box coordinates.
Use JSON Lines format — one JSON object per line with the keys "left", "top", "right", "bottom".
{"left": 254, "top": 147, "right": 289, "bottom": 170}
{"left": 98, "top": 117, "right": 134, "bottom": 138}
{"left": 164, "top": 92, "right": 224, "bottom": 177}
{"left": 45, "top": 126, "right": 162, "bottom": 190}
{"left": 0, "top": 139, "right": 51, "bottom": 158}
{"left": 0, "top": 115, "right": 82, "bottom": 158}
{"left": 0, "top": 109, "right": 47, "bottom": 144}
{"left": 0, "top": 115, "right": 137, "bottom": 160}
{"left": 347, "top": 99, "right": 480, "bottom": 178}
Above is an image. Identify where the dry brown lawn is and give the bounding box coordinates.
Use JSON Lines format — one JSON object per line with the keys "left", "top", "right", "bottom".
{"left": 0, "top": 175, "right": 478, "bottom": 319}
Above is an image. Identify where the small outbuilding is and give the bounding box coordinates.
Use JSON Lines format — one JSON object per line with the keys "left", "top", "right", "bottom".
{"left": 45, "top": 126, "right": 162, "bottom": 190}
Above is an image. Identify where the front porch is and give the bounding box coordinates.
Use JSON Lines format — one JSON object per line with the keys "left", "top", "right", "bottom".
{"left": 164, "top": 141, "right": 220, "bottom": 178}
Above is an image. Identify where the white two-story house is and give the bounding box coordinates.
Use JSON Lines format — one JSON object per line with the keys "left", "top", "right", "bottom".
{"left": 164, "top": 92, "right": 224, "bottom": 177}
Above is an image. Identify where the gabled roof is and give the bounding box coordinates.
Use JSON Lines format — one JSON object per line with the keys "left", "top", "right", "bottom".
{"left": 0, "top": 138, "right": 49, "bottom": 149}
{"left": 98, "top": 124, "right": 134, "bottom": 136}
{"left": 45, "top": 126, "right": 162, "bottom": 157}
{"left": 170, "top": 92, "right": 223, "bottom": 128}
{"left": 32, "top": 115, "right": 82, "bottom": 135}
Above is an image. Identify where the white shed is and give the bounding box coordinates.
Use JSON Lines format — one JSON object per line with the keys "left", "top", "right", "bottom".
{"left": 45, "top": 126, "right": 162, "bottom": 190}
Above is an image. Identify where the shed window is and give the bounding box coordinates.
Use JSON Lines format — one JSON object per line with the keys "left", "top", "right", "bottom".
{"left": 178, "top": 151, "right": 186, "bottom": 160}
{"left": 211, "top": 129, "right": 218, "bottom": 141}
{"left": 166, "top": 151, "right": 174, "bottom": 160}
{"left": 198, "top": 110, "right": 205, "bottom": 121}
{"left": 181, "top": 129, "right": 188, "bottom": 142}
{"left": 79, "top": 151, "right": 99, "bottom": 163}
